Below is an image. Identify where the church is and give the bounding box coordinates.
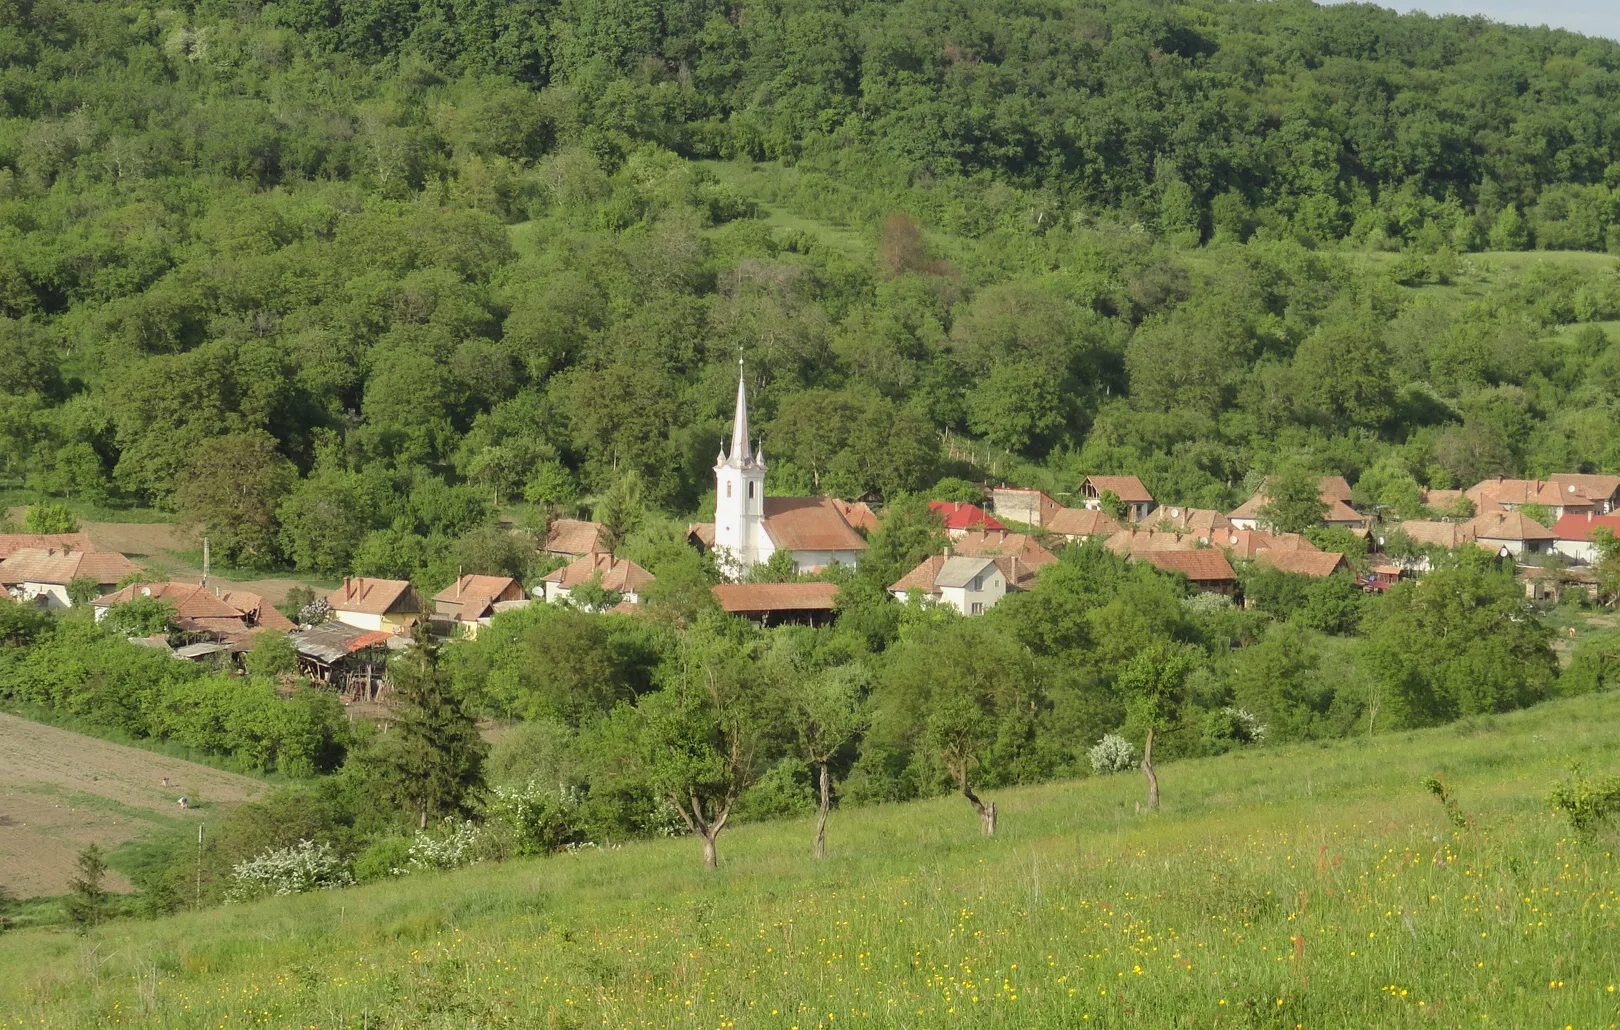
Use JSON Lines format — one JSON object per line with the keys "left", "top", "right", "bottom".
{"left": 696, "top": 366, "right": 868, "bottom": 578}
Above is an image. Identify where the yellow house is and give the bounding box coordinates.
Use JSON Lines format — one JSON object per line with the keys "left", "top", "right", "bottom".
{"left": 326, "top": 577, "right": 424, "bottom": 635}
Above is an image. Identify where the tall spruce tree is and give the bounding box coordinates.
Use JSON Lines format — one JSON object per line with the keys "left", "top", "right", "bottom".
{"left": 375, "top": 625, "right": 488, "bottom": 829}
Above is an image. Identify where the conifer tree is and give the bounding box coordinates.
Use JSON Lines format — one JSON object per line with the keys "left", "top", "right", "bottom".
{"left": 375, "top": 625, "right": 488, "bottom": 829}
{"left": 65, "top": 843, "right": 109, "bottom": 933}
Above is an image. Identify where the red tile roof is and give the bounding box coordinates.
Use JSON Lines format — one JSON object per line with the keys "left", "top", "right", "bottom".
{"left": 890, "top": 554, "right": 947, "bottom": 594}
{"left": 0, "top": 533, "right": 93, "bottom": 559}
{"left": 1131, "top": 549, "right": 1236, "bottom": 583}
{"left": 1552, "top": 512, "right": 1620, "bottom": 542}
{"left": 91, "top": 582, "right": 244, "bottom": 619}
{"left": 761, "top": 497, "right": 867, "bottom": 553}
{"left": 1317, "top": 476, "right": 1354, "bottom": 503}
{"left": 327, "top": 578, "right": 420, "bottom": 616}
{"left": 1396, "top": 520, "right": 1477, "bottom": 548}
{"left": 1045, "top": 507, "right": 1122, "bottom": 538}
{"left": 1147, "top": 507, "right": 1235, "bottom": 535}
{"left": 1255, "top": 550, "right": 1350, "bottom": 577}
{"left": 1084, "top": 476, "right": 1153, "bottom": 503}
{"left": 1549, "top": 474, "right": 1620, "bottom": 504}
{"left": 952, "top": 530, "right": 1056, "bottom": 567}
{"left": 217, "top": 590, "right": 295, "bottom": 631}
{"left": 1467, "top": 511, "right": 1557, "bottom": 542}
{"left": 545, "top": 519, "right": 611, "bottom": 555}
{"left": 542, "top": 553, "right": 655, "bottom": 594}
{"left": 712, "top": 582, "right": 840, "bottom": 613}
{"left": 928, "top": 502, "right": 1006, "bottom": 532}
{"left": 1103, "top": 529, "right": 1200, "bottom": 555}
{"left": 1230, "top": 479, "right": 1364, "bottom": 524}
{"left": 1207, "top": 529, "right": 1319, "bottom": 560}
{"left": 433, "top": 575, "right": 525, "bottom": 618}
{"left": 0, "top": 547, "right": 143, "bottom": 587}
{"left": 1466, "top": 478, "right": 1596, "bottom": 514}
{"left": 831, "top": 499, "right": 880, "bottom": 533}
{"left": 687, "top": 522, "right": 717, "bottom": 548}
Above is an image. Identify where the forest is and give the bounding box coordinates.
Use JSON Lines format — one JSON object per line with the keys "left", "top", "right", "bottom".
{"left": 7, "top": 0, "right": 1620, "bottom": 908}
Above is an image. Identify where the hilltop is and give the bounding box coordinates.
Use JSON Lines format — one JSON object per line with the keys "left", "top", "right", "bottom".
{"left": 4, "top": 690, "right": 1617, "bottom": 1027}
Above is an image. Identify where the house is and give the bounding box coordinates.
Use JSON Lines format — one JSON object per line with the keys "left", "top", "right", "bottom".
{"left": 289, "top": 622, "right": 393, "bottom": 700}
{"left": 1081, "top": 476, "right": 1155, "bottom": 522}
{"left": 1364, "top": 563, "right": 1405, "bottom": 589}
{"left": 1130, "top": 550, "right": 1238, "bottom": 594}
{"left": 928, "top": 501, "right": 1007, "bottom": 536}
{"left": 889, "top": 554, "right": 1015, "bottom": 615}
{"left": 1518, "top": 566, "right": 1597, "bottom": 604}
{"left": 545, "top": 519, "right": 612, "bottom": 558}
{"left": 991, "top": 487, "right": 1064, "bottom": 528}
{"left": 217, "top": 590, "right": 295, "bottom": 633}
{"left": 431, "top": 575, "right": 526, "bottom": 637}
{"left": 326, "top": 578, "right": 424, "bottom": 634}
{"left": 541, "top": 553, "right": 655, "bottom": 605}
{"left": 1208, "top": 529, "right": 1320, "bottom": 561}
{"left": 1549, "top": 474, "right": 1620, "bottom": 514}
{"left": 1229, "top": 477, "right": 1367, "bottom": 531}
{"left": 1044, "top": 507, "right": 1122, "bottom": 542}
{"left": 711, "top": 582, "right": 841, "bottom": 627}
{"left": 0, "top": 547, "right": 143, "bottom": 609}
{"left": 1465, "top": 478, "right": 1597, "bottom": 519}
{"left": 1420, "top": 488, "right": 1468, "bottom": 515}
{"left": 951, "top": 529, "right": 1057, "bottom": 569}
{"left": 0, "top": 532, "right": 92, "bottom": 559}
{"left": 90, "top": 581, "right": 291, "bottom": 643}
{"left": 1395, "top": 519, "right": 1478, "bottom": 550}
{"left": 1254, "top": 550, "right": 1351, "bottom": 578}
{"left": 1146, "top": 506, "right": 1235, "bottom": 537}
{"left": 1551, "top": 512, "right": 1620, "bottom": 563}
{"left": 1103, "top": 529, "right": 1201, "bottom": 555}
{"left": 707, "top": 367, "right": 868, "bottom": 576}
{"left": 1466, "top": 511, "right": 1557, "bottom": 556}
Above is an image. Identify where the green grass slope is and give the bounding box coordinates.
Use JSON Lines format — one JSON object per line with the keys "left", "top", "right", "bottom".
{"left": 6, "top": 694, "right": 1620, "bottom": 1028}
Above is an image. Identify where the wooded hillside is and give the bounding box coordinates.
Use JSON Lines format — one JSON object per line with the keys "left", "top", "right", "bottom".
{"left": 5, "top": 0, "right": 1620, "bottom": 579}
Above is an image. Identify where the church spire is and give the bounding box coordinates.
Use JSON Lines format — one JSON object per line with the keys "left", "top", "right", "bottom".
{"left": 728, "top": 359, "right": 752, "bottom": 467}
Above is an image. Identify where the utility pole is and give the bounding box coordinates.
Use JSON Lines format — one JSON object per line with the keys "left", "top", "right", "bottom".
{"left": 195, "top": 822, "right": 204, "bottom": 910}
{"left": 201, "top": 536, "right": 210, "bottom": 587}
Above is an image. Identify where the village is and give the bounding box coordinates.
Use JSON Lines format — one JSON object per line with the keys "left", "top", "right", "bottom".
{"left": 2, "top": 370, "right": 1615, "bottom": 698}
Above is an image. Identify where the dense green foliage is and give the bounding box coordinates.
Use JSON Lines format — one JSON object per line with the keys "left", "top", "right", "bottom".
{"left": 7, "top": 0, "right": 1620, "bottom": 595}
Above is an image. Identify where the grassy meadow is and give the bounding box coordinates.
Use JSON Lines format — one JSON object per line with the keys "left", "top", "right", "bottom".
{"left": 4, "top": 693, "right": 1620, "bottom": 1029}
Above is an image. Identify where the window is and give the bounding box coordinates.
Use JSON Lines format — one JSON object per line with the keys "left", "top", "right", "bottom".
{"left": 970, "top": 602, "right": 984, "bottom": 615}
{"left": 725, "top": 482, "right": 732, "bottom": 498}
{"left": 747, "top": 481, "right": 755, "bottom": 499}
{"left": 969, "top": 575, "right": 982, "bottom": 591}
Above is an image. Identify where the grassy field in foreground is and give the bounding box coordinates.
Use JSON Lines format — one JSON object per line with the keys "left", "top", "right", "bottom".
{"left": 4, "top": 695, "right": 1620, "bottom": 1029}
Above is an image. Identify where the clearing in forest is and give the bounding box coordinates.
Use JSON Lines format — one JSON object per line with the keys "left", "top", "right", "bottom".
{"left": 0, "top": 714, "right": 266, "bottom": 897}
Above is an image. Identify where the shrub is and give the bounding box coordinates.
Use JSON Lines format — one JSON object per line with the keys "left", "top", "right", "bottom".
{"left": 351, "top": 838, "right": 413, "bottom": 883}
{"left": 486, "top": 781, "right": 586, "bottom": 855}
{"left": 407, "top": 820, "right": 486, "bottom": 871}
{"left": 224, "top": 840, "right": 353, "bottom": 903}
{"left": 1548, "top": 767, "right": 1620, "bottom": 837}
{"left": 1088, "top": 733, "right": 1136, "bottom": 775}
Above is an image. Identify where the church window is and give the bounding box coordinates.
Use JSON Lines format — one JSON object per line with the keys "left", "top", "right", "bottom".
{"left": 726, "top": 482, "right": 732, "bottom": 498}
{"left": 748, "top": 481, "right": 755, "bottom": 499}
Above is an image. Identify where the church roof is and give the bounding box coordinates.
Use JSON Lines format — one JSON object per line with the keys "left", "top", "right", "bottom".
{"left": 761, "top": 497, "right": 867, "bottom": 553}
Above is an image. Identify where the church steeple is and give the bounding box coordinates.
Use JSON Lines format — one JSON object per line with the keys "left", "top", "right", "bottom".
{"left": 714, "top": 360, "right": 767, "bottom": 575}
{"left": 727, "top": 361, "right": 752, "bottom": 467}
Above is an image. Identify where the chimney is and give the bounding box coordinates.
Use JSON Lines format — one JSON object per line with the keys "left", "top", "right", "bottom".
{"left": 343, "top": 576, "right": 351, "bottom": 599}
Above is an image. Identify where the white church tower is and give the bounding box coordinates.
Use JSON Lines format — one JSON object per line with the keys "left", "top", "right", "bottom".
{"left": 714, "top": 363, "right": 769, "bottom": 575}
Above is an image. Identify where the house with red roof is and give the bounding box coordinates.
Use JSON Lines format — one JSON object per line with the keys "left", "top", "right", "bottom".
{"left": 541, "top": 553, "right": 655, "bottom": 607}
{"left": 1081, "top": 476, "right": 1156, "bottom": 522}
{"left": 1130, "top": 550, "right": 1237, "bottom": 594}
{"left": 0, "top": 547, "right": 143, "bottom": 609}
{"left": 928, "top": 501, "right": 1007, "bottom": 537}
{"left": 1551, "top": 512, "right": 1620, "bottom": 563}
{"left": 432, "top": 575, "right": 527, "bottom": 637}
{"left": 326, "top": 578, "right": 425, "bottom": 634}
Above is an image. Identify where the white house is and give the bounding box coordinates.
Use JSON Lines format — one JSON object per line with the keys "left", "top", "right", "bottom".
{"left": 540, "top": 553, "right": 654, "bottom": 605}
{"left": 889, "top": 553, "right": 1029, "bottom": 615}
{"left": 705, "top": 365, "right": 867, "bottom": 577}
{"left": 0, "top": 547, "right": 142, "bottom": 609}
{"left": 1551, "top": 512, "right": 1620, "bottom": 563}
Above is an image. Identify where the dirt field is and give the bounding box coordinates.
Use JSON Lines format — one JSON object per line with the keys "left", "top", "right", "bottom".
{"left": 0, "top": 714, "right": 267, "bottom": 897}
